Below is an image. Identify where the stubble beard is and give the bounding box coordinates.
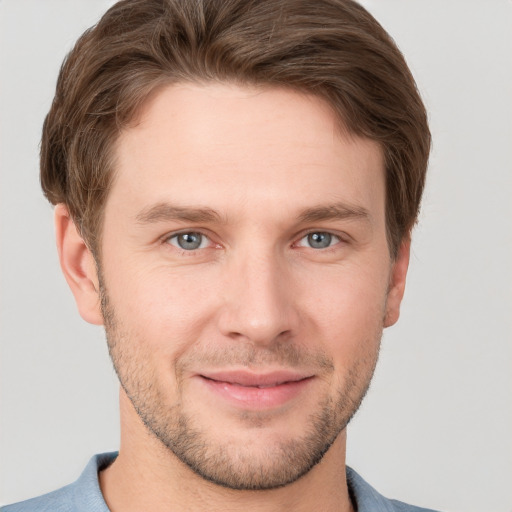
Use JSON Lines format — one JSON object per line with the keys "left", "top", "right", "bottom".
{"left": 99, "top": 278, "right": 381, "bottom": 491}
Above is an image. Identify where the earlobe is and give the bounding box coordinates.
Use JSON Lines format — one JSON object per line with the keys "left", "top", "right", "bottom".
{"left": 54, "top": 204, "right": 104, "bottom": 325}
{"left": 384, "top": 238, "right": 411, "bottom": 328}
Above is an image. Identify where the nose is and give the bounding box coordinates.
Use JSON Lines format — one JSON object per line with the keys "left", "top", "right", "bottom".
{"left": 217, "top": 250, "right": 300, "bottom": 346}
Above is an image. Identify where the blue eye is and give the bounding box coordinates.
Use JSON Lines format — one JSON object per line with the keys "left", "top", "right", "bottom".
{"left": 168, "top": 232, "right": 209, "bottom": 250}
{"left": 299, "top": 232, "right": 340, "bottom": 249}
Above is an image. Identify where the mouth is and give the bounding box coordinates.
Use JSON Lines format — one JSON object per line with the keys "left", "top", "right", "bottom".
{"left": 196, "top": 370, "right": 315, "bottom": 409}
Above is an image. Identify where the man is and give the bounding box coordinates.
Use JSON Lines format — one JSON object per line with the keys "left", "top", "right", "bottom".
{"left": 3, "top": 0, "right": 436, "bottom": 510}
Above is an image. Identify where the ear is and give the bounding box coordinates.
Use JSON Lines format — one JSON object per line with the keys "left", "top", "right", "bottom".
{"left": 55, "top": 204, "right": 103, "bottom": 325}
{"left": 384, "top": 238, "right": 411, "bottom": 328}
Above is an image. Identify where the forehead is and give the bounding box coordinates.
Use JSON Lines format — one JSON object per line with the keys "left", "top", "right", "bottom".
{"left": 108, "top": 83, "right": 385, "bottom": 225}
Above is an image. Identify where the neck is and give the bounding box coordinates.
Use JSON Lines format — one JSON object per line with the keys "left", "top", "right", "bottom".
{"left": 99, "top": 390, "right": 354, "bottom": 512}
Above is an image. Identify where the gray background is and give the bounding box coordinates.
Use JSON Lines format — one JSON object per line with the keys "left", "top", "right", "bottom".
{"left": 1, "top": 1, "right": 511, "bottom": 510}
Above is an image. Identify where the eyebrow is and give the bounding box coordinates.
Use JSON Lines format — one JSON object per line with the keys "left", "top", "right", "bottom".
{"left": 135, "top": 203, "right": 224, "bottom": 224}
{"left": 135, "top": 201, "right": 371, "bottom": 226}
{"left": 297, "top": 202, "right": 372, "bottom": 224}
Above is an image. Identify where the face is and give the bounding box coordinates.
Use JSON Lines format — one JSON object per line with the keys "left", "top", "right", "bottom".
{"left": 87, "top": 83, "right": 407, "bottom": 490}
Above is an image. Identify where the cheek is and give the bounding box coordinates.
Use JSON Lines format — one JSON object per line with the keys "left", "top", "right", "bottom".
{"left": 301, "top": 259, "right": 389, "bottom": 317}
{"left": 103, "top": 259, "right": 219, "bottom": 351}
{"left": 297, "top": 261, "right": 389, "bottom": 355}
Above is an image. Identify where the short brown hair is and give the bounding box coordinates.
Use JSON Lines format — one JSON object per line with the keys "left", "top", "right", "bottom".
{"left": 41, "top": 0, "right": 430, "bottom": 257}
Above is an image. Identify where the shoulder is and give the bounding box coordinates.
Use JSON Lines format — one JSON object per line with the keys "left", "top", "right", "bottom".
{"left": 346, "top": 466, "right": 442, "bottom": 512}
{"left": 388, "top": 499, "right": 441, "bottom": 512}
{"left": 1, "top": 453, "right": 117, "bottom": 512}
{"left": 1, "top": 483, "right": 76, "bottom": 512}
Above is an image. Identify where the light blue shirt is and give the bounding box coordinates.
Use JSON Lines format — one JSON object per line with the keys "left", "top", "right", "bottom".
{"left": 2, "top": 452, "right": 440, "bottom": 512}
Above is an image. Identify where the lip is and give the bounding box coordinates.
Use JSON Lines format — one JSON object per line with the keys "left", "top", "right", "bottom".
{"left": 196, "top": 370, "right": 315, "bottom": 409}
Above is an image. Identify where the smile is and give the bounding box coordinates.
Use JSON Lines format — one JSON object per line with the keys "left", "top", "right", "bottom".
{"left": 197, "top": 370, "right": 315, "bottom": 409}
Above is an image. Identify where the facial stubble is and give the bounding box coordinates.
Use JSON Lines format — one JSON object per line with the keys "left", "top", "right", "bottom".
{"left": 99, "top": 274, "right": 381, "bottom": 491}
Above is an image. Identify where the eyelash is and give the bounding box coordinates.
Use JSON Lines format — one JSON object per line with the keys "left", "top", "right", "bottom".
{"left": 296, "top": 231, "right": 342, "bottom": 250}
{"left": 162, "top": 229, "right": 346, "bottom": 256}
{"left": 164, "top": 231, "right": 215, "bottom": 256}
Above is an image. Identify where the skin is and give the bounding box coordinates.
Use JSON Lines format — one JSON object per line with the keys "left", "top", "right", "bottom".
{"left": 55, "top": 83, "right": 410, "bottom": 512}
